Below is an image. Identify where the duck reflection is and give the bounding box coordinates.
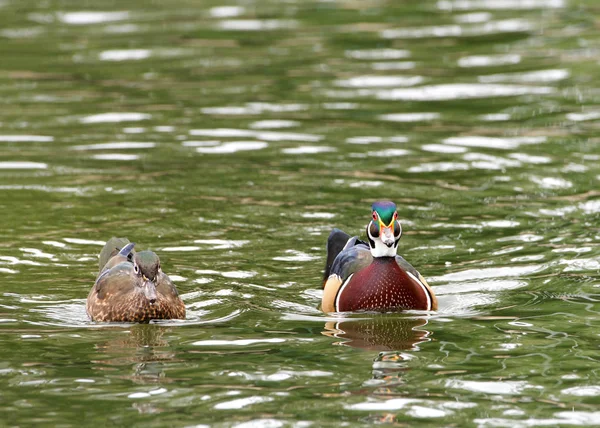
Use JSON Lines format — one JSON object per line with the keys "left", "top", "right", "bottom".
{"left": 91, "top": 324, "right": 178, "bottom": 384}
{"left": 322, "top": 314, "right": 431, "bottom": 351}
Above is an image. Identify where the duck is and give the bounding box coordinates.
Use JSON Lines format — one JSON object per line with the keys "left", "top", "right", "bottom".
{"left": 86, "top": 237, "right": 186, "bottom": 322}
{"left": 322, "top": 201, "right": 437, "bottom": 313}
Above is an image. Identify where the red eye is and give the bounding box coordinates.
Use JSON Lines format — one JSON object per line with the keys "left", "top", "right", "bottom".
{"left": 372, "top": 212, "right": 377, "bottom": 220}
{"left": 394, "top": 212, "right": 398, "bottom": 220}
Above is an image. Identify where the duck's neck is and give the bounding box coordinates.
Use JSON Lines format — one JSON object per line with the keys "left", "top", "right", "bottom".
{"left": 372, "top": 256, "right": 397, "bottom": 264}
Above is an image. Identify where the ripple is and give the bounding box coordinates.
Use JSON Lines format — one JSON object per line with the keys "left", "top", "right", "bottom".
{"left": 0, "top": 161, "right": 47, "bottom": 169}
{"left": 408, "top": 162, "right": 469, "bottom": 173}
{"left": 421, "top": 144, "right": 467, "bottom": 154}
{"left": 566, "top": 111, "right": 600, "bottom": 121}
{"left": 381, "top": 19, "right": 533, "bottom": 39}
{"left": 99, "top": 49, "right": 151, "bottom": 61}
{"left": 437, "top": 0, "right": 565, "bottom": 10}
{"left": 161, "top": 246, "right": 201, "bottom": 252}
{"left": 539, "top": 206, "right": 577, "bottom": 217}
{"left": 579, "top": 200, "right": 600, "bottom": 214}
{"left": 301, "top": 212, "right": 335, "bottom": 219}
{"left": 376, "top": 84, "right": 553, "bottom": 101}
{"left": 530, "top": 176, "right": 572, "bottom": 189}
{"left": 218, "top": 19, "right": 297, "bottom": 31}
{"left": 273, "top": 250, "right": 319, "bottom": 262}
{"left": 209, "top": 6, "right": 245, "bottom": 18}
{"left": 335, "top": 75, "right": 423, "bottom": 88}
{"left": 221, "top": 271, "right": 256, "bottom": 279}
{"left": 445, "top": 379, "right": 539, "bottom": 395}
{"left": 57, "top": 11, "right": 129, "bottom": 25}
{"left": 348, "top": 180, "right": 384, "bottom": 188}
{"left": 434, "top": 279, "right": 527, "bottom": 295}
{"left": 379, "top": 112, "right": 440, "bottom": 122}
{"left": 79, "top": 112, "right": 151, "bottom": 124}
{"left": 444, "top": 136, "right": 546, "bottom": 150}
{"left": 20, "top": 248, "right": 55, "bottom": 259}
{"left": 371, "top": 61, "right": 416, "bottom": 70}
{"left": 458, "top": 54, "right": 521, "bottom": 67}
{"left": 193, "top": 239, "right": 249, "bottom": 250}
{"left": 480, "top": 113, "right": 511, "bottom": 121}
{"left": 367, "top": 149, "right": 411, "bottom": 157}
{"left": 73, "top": 142, "right": 155, "bottom": 150}
{"left": 497, "top": 233, "right": 543, "bottom": 242}
{"left": 0, "top": 135, "right": 54, "bottom": 142}
{"left": 227, "top": 369, "right": 331, "bottom": 382}
{"left": 479, "top": 69, "right": 569, "bottom": 83}
{"left": 192, "top": 338, "right": 285, "bottom": 346}
{"left": 347, "top": 397, "right": 476, "bottom": 416}
{"left": 475, "top": 412, "right": 600, "bottom": 427}
{"left": 189, "top": 128, "right": 322, "bottom": 142}
{"left": 562, "top": 386, "right": 600, "bottom": 396}
{"left": 63, "top": 238, "right": 105, "bottom": 245}
{"left": 196, "top": 141, "right": 268, "bottom": 154}
{"left": 430, "top": 265, "right": 544, "bottom": 282}
{"left": 508, "top": 153, "right": 551, "bottom": 164}
{"left": 103, "top": 24, "right": 139, "bottom": 34}
{"left": 346, "top": 136, "right": 382, "bottom": 144}
{"left": 123, "top": 127, "right": 145, "bottom": 133}
{"left": 182, "top": 140, "right": 220, "bottom": 147}
{"left": 560, "top": 258, "right": 600, "bottom": 272}
{"left": 481, "top": 220, "right": 520, "bottom": 227}
{"left": 454, "top": 12, "right": 492, "bottom": 23}
{"left": 345, "top": 48, "right": 410, "bottom": 60}
{"left": 464, "top": 153, "right": 521, "bottom": 170}
{"left": 249, "top": 120, "right": 300, "bottom": 129}
{"left": 1, "top": 27, "right": 45, "bottom": 38}
{"left": 282, "top": 146, "right": 335, "bottom": 155}
{"left": 202, "top": 103, "right": 307, "bottom": 115}
{"left": 93, "top": 154, "right": 139, "bottom": 160}
{"left": 0, "top": 185, "right": 83, "bottom": 194}
{"left": 214, "top": 396, "right": 274, "bottom": 410}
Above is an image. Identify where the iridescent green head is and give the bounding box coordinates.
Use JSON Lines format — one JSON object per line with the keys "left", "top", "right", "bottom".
{"left": 371, "top": 201, "right": 397, "bottom": 226}
{"left": 367, "top": 201, "right": 402, "bottom": 257}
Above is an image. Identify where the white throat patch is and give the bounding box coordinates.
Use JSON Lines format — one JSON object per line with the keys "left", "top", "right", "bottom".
{"left": 366, "top": 222, "right": 399, "bottom": 257}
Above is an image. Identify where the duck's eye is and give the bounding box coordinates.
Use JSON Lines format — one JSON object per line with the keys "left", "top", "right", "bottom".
{"left": 369, "top": 221, "right": 380, "bottom": 238}
{"left": 372, "top": 211, "right": 378, "bottom": 221}
{"left": 394, "top": 211, "right": 398, "bottom": 220}
{"left": 134, "top": 264, "right": 140, "bottom": 274}
{"left": 394, "top": 220, "right": 401, "bottom": 237}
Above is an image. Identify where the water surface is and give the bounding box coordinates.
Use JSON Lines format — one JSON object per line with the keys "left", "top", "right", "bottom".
{"left": 1, "top": 0, "right": 599, "bottom": 426}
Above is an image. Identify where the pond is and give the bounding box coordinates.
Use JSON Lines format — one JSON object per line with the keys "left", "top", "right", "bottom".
{"left": 1, "top": 0, "right": 599, "bottom": 426}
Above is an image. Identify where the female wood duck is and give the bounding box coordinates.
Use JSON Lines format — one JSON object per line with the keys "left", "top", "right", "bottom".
{"left": 86, "top": 237, "right": 185, "bottom": 322}
{"left": 322, "top": 201, "right": 437, "bottom": 313}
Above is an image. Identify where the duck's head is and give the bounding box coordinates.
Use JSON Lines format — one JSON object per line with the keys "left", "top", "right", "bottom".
{"left": 366, "top": 201, "right": 402, "bottom": 257}
{"left": 133, "top": 251, "right": 161, "bottom": 304}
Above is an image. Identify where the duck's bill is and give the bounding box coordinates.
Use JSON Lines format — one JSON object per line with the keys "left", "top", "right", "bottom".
{"left": 381, "top": 226, "right": 395, "bottom": 247}
{"left": 143, "top": 280, "right": 158, "bottom": 304}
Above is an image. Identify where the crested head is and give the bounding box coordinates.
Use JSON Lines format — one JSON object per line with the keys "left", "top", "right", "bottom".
{"left": 372, "top": 201, "right": 397, "bottom": 226}
{"left": 133, "top": 251, "right": 161, "bottom": 281}
{"left": 367, "top": 200, "right": 402, "bottom": 257}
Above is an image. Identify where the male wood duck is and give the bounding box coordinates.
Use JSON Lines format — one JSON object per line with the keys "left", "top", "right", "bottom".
{"left": 86, "top": 237, "right": 185, "bottom": 322}
{"left": 322, "top": 201, "right": 437, "bottom": 313}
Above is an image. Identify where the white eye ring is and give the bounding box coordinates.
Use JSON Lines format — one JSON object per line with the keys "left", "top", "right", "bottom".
{"left": 134, "top": 264, "right": 140, "bottom": 274}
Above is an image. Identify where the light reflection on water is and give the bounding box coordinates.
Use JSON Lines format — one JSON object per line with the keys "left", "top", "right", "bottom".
{"left": 1, "top": 0, "right": 599, "bottom": 426}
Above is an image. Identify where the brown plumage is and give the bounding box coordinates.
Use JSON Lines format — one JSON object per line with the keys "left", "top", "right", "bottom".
{"left": 86, "top": 238, "right": 185, "bottom": 323}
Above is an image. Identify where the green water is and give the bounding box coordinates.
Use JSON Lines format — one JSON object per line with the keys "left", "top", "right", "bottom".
{"left": 1, "top": 0, "right": 599, "bottom": 426}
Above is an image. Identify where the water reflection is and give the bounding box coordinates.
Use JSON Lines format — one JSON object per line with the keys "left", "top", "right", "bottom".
{"left": 91, "top": 325, "right": 176, "bottom": 384}
{"left": 323, "top": 315, "right": 431, "bottom": 351}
